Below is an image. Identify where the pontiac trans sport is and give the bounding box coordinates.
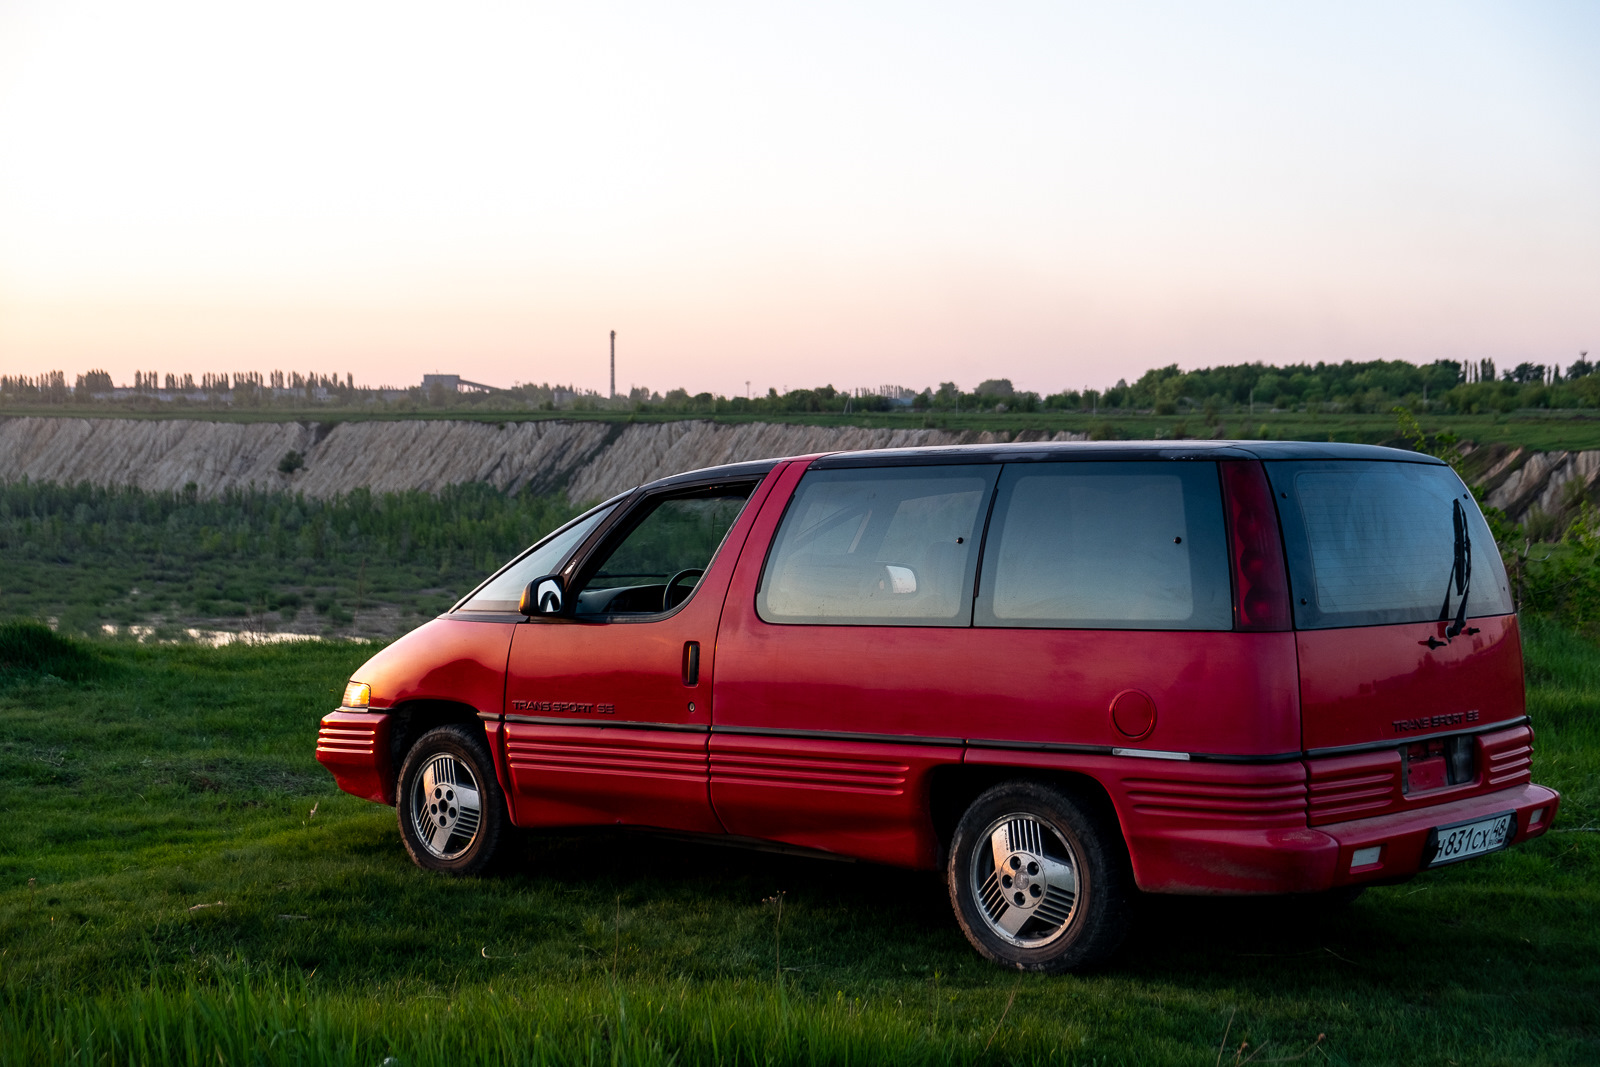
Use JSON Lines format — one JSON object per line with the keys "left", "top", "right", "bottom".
{"left": 317, "top": 441, "right": 1558, "bottom": 972}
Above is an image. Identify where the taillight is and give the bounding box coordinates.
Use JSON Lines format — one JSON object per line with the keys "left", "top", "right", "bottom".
{"left": 1220, "top": 460, "right": 1291, "bottom": 632}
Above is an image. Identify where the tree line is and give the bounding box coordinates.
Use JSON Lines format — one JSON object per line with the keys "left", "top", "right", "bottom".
{"left": 2, "top": 355, "right": 1595, "bottom": 416}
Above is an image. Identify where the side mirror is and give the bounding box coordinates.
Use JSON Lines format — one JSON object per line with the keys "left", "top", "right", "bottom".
{"left": 519, "top": 574, "right": 566, "bottom": 616}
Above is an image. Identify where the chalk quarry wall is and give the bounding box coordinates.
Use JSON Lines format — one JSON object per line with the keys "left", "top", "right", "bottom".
{"left": 0, "top": 417, "right": 1082, "bottom": 505}
{"left": 2, "top": 416, "right": 1593, "bottom": 521}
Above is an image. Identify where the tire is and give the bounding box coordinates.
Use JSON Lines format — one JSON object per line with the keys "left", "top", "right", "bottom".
{"left": 396, "top": 724, "right": 509, "bottom": 876}
{"left": 947, "top": 780, "right": 1131, "bottom": 972}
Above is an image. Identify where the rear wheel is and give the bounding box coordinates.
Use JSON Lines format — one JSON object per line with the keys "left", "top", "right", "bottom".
{"left": 947, "top": 781, "right": 1130, "bottom": 972}
{"left": 396, "top": 724, "right": 509, "bottom": 875}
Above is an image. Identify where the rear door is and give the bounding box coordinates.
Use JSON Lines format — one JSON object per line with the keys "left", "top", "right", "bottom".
{"left": 1268, "top": 459, "right": 1529, "bottom": 822}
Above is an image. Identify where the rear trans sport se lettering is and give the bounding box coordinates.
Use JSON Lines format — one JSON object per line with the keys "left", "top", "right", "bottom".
{"left": 316, "top": 441, "right": 1560, "bottom": 972}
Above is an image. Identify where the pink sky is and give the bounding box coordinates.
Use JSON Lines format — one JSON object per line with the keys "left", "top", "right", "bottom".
{"left": 2, "top": 2, "right": 1596, "bottom": 396}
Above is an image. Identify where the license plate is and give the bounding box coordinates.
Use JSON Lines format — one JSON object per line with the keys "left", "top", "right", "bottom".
{"left": 1426, "top": 811, "right": 1515, "bottom": 868}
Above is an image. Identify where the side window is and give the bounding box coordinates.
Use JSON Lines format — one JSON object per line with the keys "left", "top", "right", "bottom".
{"left": 456, "top": 503, "right": 616, "bottom": 613}
{"left": 572, "top": 488, "right": 754, "bottom": 615}
{"left": 974, "top": 462, "right": 1231, "bottom": 630}
{"left": 758, "top": 465, "right": 997, "bottom": 626}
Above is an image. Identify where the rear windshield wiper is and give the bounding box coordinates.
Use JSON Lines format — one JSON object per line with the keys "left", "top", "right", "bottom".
{"left": 1437, "top": 498, "right": 1472, "bottom": 638}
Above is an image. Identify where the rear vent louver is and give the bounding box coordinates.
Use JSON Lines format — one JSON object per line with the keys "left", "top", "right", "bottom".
{"left": 1482, "top": 726, "right": 1534, "bottom": 789}
{"left": 1125, "top": 776, "right": 1307, "bottom": 827}
{"left": 1307, "top": 752, "right": 1402, "bottom": 825}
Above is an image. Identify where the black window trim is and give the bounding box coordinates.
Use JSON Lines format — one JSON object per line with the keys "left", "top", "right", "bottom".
{"left": 557, "top": 476, "right": 767, "bottom": 624}
{"left": 756, "top": 458, "right": 1234, "bottom": 633}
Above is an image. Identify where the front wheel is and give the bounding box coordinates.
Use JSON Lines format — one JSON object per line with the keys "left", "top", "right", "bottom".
{"left": 947, "top": 781, "right": 1131, "bottom": 972}
{"left": 396, "top": 724, "right": 509, "bottom": 875}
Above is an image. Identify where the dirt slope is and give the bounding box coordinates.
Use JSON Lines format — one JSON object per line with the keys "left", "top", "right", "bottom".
{"left": 6, "top": 415, "right": 1590, "bottom": 520}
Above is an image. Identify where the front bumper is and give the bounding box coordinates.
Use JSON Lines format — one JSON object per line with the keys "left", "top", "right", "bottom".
{"left": 315, "top": 709, "right": 394, "bottom": 804}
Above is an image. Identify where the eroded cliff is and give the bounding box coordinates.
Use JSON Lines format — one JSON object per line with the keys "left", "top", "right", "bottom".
{"left": 4, "top": 415, "right": 1592, "bottom": 521}
{"left": 0, "top": 416, "right": 1082, "bottom": 505}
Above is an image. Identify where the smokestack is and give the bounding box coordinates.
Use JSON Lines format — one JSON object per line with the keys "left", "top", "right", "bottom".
{"left": 610, "top": 330, "right": 616, "bottom": 400}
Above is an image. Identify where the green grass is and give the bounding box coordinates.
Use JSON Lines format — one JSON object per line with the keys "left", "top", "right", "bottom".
{"left": 1, "top": 624, "right": 1596, "bottom": 1065}
{"left": 0, "top": 482, "right": 582, "bottom": 639}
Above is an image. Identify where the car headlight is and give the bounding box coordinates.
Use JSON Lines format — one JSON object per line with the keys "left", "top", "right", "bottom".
{"left": 342, "top": 681, "right": 372, "bottom": 709}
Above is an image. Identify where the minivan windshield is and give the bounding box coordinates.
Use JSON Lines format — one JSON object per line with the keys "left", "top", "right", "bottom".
{"left": 1267, "top": 460, "right": 1513, "bottom": 629}
{"left": 455, "top": 503, "right": 616, "bottom": 613}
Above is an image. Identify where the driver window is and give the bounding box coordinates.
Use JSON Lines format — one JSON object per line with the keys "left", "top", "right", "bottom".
{"left": 573, "top": 488, "right": 753, "bottom": 615}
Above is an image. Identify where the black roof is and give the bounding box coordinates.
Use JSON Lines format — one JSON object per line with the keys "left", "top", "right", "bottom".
{"left": 638, "top": 440, "right": 1439, "bottom": 491}
{"left": 810, "top": 439, "right": 1440, "bottom": 469}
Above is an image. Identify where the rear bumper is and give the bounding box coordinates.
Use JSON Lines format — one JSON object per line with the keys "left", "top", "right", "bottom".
{"left": 1132, "top": 781, "right": 1559, "bottom": 894}
{"left": 1316, "top": 781, "right": 1559, "bottom": 888}
{"left": 315, "top": 709, "right": 394, "bottom": 804}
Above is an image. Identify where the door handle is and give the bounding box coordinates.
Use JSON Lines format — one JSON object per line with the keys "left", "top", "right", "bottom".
{"left": 682, "top": 641, "right": 700, "bottom": 686}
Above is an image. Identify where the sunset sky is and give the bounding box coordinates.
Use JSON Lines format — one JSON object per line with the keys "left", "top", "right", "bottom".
{"left": 1, "top": 1, "right": 1596, "bottom": 397}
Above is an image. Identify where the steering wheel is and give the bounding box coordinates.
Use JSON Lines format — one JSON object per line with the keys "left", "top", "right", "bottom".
{"left": 663, "top": 568, "right": 705, "bottom": 611}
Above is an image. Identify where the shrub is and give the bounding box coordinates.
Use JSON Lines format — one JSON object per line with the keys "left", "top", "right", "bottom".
{"left": 0, "top": 620, "right": 107, "bottom": 682}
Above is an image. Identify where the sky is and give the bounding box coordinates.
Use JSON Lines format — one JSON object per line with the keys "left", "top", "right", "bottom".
{"left": 1, "top": 1, "right": 1596, "bottom": 397}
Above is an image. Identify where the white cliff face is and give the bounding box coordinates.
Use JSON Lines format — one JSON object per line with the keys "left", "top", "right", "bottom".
{"left": 0, "top": 416, "right": 990, "bottom": 502}
{"left": 0, "top": 414, "right": 1227, "bottom": 506}
{"left": 0, "top": 417, "right": 316, "bottom": 495}
{"left": 287, "top": 420, "right": 616, "bottom": 498}
{"left": 1484, "top": 449, "right": 1600, "bottom": 519}
{"left": 564, "top": 422, "right": 980, "bottom": 502}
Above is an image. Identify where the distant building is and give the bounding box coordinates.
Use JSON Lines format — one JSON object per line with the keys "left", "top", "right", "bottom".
{"left": 423, "top": 374, "right": 498, "bottom": 394}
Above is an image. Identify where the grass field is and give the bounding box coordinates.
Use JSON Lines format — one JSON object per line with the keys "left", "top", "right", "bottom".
{"left": 8, "top": 403, "right": 1600, "bottom": 452}
{"left": 0, "top": 481, "right": 582, "bottom": 640}
{"left": 0, "top": 619, "right": 1596, "bottom": 1065}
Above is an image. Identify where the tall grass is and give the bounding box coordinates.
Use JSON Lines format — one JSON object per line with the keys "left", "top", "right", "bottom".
{"left": 0, "top": 480, "right": 581, "bottom": 635}
{"left": 1, "top": 613, "right": 1596, "bottom": 1065}
{"left": 0, "top": 972, "right": 1088, "bottom": 1067}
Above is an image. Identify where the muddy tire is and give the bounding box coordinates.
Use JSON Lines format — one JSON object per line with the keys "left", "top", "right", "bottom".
{"left": 947, "top": 780, "right": 1131, "bottom": 972}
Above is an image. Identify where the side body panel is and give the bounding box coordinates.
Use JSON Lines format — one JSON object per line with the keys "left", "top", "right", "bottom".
{"left": 318, "top": 617, "right": 517, "bottom": 804}
{"left": 357, "top": 617, "right": 518, "bottom": 717}
{"left": 962, "top": 747, "right": 1332, "bottom": 893}
{"left": 709, "top": 459, "right": 1304, "bottom": 871}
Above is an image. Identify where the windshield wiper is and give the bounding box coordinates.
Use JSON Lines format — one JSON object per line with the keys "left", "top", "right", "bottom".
{"left": 1437, "top": 498, "right": 1472, "bottom": 639}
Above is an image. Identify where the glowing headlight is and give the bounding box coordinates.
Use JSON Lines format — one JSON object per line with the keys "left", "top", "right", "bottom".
{"left": 342, "top": 681, "right": 371, "bottom": 709}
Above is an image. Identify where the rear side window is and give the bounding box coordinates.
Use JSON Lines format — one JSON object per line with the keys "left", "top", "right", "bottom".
{"left": 974, "top": 462, "right": 1231, "bottom": 630}
{"left": 1267, "top": 460, "right": 1514, "bottom": 629}
{"left": 758, "top": 465, "right": 997, "bottom": 625}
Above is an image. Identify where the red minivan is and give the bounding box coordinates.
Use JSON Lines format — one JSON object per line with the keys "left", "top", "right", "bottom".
{"left": 317, "top": 442, "right": 1559, "bottom": 971}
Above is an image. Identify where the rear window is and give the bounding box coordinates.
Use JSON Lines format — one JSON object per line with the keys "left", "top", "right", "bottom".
{"left": 974, "top": 462, "right": 1231, "bottom": 630}
{"left": 757, "top": 465, "right": 996, "bottom": 626}
{"left": 1267, "top": 460, "right": 1513, "bottom": 629}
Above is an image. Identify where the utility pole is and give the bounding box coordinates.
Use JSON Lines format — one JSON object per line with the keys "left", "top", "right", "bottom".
{"left": 609, "top": 330, "right": 616, "bottom": 400}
